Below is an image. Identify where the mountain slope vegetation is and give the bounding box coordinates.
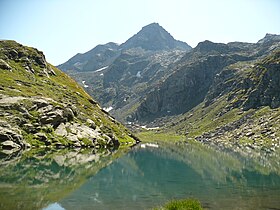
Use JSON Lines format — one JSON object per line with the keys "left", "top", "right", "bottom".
{"left": 58, "top": 23, "right": 280, "bottom": 153}
{"left": 0, "top": 40, "right": 136, "bottom": 153}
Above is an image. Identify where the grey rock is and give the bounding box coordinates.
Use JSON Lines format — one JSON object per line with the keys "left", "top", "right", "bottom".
{"left": 67, "top": 134, "right": 79, "bottom": 142}
{"left": 40, "top": 109, "right": 64, "bottom": 127}
{"left": 33, "top": 99, "right": 49, "bottom": 109}
{"left": 38, "top": 104, "right": 53, "bottom": 113}
{"left": 63, "top": 107, "right": 75, "bottom": 121}
{"left": 8, "top": 49, "right": 18, "bottom": 58}
{"left": 86, "top": 119, "right": 96, "bottom": 129}
{"left": 55, "top": 123, "right": 67, "bottom": 137}
{"left": 1, "top": 140, "right": 21, "bottom": 149}
{"left": 0, "top": 127, "right": 23, "bottom": 145}
{"left": 245, "top": 132, "right": 254, "bottom": 137}
{"left": 47, "top": 66, "right": 56, "bottom": 76}
{"left": 0, "top": 59, "right": 11, "bottom": 70}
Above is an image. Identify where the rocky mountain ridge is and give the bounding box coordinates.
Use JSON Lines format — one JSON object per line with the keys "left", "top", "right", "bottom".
{"left": 58, "top": 23, "right": 280, "bottom": 153}
{"left": 148, "top": 40, "right": 280, "bottom": 154}
{"left": 135, "top": 34, "right": 280, "bottom": 122}
{"left": 120, "top": 23, "right": 191, "bottom": 51}
{"left": 0, "top": 40, "right": 137, "bottom": 153}
{"left": 58, "top": 23, "right": 192, "bottom": 122}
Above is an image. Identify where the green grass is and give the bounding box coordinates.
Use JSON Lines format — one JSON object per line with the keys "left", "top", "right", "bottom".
{"left": 0, "top": 40, "right": 137, "bottom": 148}
{"left": 165, "top": 96, "right": 244, "bottom": 138}
{"left": 152, "top": 199, "right": 203, "bottom": 210}
{"left": 136, "top": 131, "right": 185, "bottom": 143}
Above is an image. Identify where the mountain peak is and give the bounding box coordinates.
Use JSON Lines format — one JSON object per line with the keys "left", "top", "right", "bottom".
{"left": 195, "top": 40, "right": 229, "bottom": 53}
{"left": 257, "top": 33, "right": 280, "bottom": 44}
{"left": 141, "top": 22, "right": 162, "bottom": 31}
{"left": 121, "top": 23, "right": 191, "bottom": 51}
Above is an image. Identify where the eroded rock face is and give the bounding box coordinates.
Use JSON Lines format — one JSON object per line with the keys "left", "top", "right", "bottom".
{"left": 135, "top": 55, "right": 236, "bottom": 122}
{"left": 0, "top": 40, "right": 55, "bottom": 77}
{"left": 0, "top": 40, "right": 137, "bottom": 153}
{"left": 0, "top": 59, "right": 11, "bottom": 70}
{"left": 0, "top": 123, "right": 26, "bottom": 152}
{"left": 0, "top": 95, "right": 121, "bottom": 151}
{"left": 243, "top": 53, "right": 280, "bottom": 110}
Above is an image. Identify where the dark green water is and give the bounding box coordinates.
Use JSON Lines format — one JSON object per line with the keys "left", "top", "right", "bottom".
{"left": 1, "top": 143, "right": 280, "bottom": 210}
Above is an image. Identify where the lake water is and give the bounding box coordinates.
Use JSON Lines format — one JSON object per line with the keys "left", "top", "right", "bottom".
{"left": 0, "top": 142, "right": 280, "bottom": 210}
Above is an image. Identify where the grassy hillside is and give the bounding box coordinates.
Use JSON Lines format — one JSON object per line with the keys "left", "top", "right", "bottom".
{"left": 0, "top": 40, "right": 137, "bottom": 152}
{"left": 160, "top": 50, "right": 280, "bottom": 153}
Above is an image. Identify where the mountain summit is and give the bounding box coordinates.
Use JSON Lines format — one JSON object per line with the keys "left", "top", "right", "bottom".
{"left": 121, "top": 23, "right": 191, "bottom": 51}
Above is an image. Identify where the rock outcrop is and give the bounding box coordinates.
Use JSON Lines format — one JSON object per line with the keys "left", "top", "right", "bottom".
{"left": 0, "top": 40, "right": 137, "bottom": 152}
{"left": 120, "top": 23, "right": 191, "bottom": 51}
{"left": 57, "top": 23, "right": 192, "bottom": 122}
{"left": 134, "top": 34, "right": 280, "bottom": 123}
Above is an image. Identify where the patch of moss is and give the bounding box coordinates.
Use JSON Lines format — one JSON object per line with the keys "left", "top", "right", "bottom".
{"left": 79, "top": 137, "right": 92, "bottom": 146}
{"left": 152, "top": 199, "right": 203, "bottom": 210}
{"left": 23, "top": 132, "right": 45, "bottom": 147}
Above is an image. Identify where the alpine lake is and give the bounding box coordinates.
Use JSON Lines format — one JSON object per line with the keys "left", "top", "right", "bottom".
{"left": 0, "top": 140, "right": 279, "bottom": 210}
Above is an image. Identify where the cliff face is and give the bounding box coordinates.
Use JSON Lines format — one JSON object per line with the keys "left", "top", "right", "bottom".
{"left": 134, "top": 35, "right": 280, "bottom": 123}
{"left": 57, "top": 23, "right": 192, "bottom": 122}
{"left": 205, "top": 50, "right": 280, "bottom": 111}
{"left": 0, "top": 40, "right": 136, "bottom": 153}
{"left": 135, "top": 55, "right": 236, "bottom": 121}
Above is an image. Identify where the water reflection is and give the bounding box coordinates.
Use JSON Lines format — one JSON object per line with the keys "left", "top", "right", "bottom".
{"left": 0, "top": 143, "right": 279, "bottom": 210}
{"left": 59, "top": 143, "right": 280, "bottom": 210}
{"left": 0, "top": 148, "right": 124, "bottom": 210}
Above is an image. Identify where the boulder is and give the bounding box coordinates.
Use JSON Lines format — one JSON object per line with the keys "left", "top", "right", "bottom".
{"left": 40, "top": 109, "right": 64, "bottom": 127}
{"left": 1, "top": 140, "right": 21, "bottom": 149}
{"left": 86, "top": 119, "right": 96, "bottom": 129}
{"left": 0, "top": 59, "right": 11, "bottom": 70}
{"left": 33, "top": 98, "right": 49, "bottom": 109}
{"left": 63, "top": 107, "right": 75, "bottom": 121}
{"left": 0, "top": 127, "right": 23, "bottom": 145}
{"left": 55, "top": 123, "right": 68, "bottom": 137}
{"left": 8, "top": 49, "right": 18, "bottom": 58}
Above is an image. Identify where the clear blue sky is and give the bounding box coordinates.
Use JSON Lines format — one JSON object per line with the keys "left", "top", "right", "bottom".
{"left": 1, "top": 0, "right": 279, "bottom": 65}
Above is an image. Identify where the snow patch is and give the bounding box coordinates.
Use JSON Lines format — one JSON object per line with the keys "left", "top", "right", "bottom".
{"left": 141, "top": 143, "right": 159, "bottom": 148}
{"left": 103, "top": 106, "right": 113, "bottom": 112}
{"left": 95, "top": 66, "right": 108, "bottom": 72}
{"left": 82, "top": 81, "right": 89, "bottom": 88}
{"left": 136, "top": 71, "right": 141, "bottom": 78}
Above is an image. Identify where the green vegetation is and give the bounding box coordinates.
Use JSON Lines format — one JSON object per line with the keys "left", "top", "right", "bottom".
{"left": 136, "top": 131, "right": 185, "bottom": 143}
{"left": 0, "top": 40, "right": 136, "bottom": 149}
{"left": 152, "top": 199, "right": 203, "bottom": 210}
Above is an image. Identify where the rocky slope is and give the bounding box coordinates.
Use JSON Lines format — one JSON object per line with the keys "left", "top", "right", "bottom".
{"left": 152, "top": 39, "right": 280, "bottom": 154}
{"left": 58, "top": 42, "right": 120, "bottom": 73}
{"left": 58, "top": 23, "right": 192, "bottom": 122}
{"left": 58, "top": 25, "right": 280, "bottom": 153}
{"left": 135, "top": 34, "right": 280, "bottom": 123}
{"left": 0, "top": 40, "right": 137, "bottom": 153}
{"left": 120, "top": 23, "right": 191, "bottom": 51}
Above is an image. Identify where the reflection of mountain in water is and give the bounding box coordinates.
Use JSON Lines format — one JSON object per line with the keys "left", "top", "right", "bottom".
{"left": 151, "top": 142, "right": 280, "bottom": 180}
{"left": 0, "top": 148, "right": 125, "bottom": 210}
{"left": 59, "top": 143, "right": 280, "bottom": 210}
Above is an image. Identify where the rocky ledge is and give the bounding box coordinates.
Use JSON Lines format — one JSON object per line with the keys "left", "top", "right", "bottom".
{"left": 0, "top": 40, "right": 137, "bottom": 153}
{"left": 0, "top": 95, "right": 123, "bottom": 153}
